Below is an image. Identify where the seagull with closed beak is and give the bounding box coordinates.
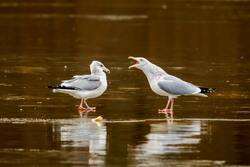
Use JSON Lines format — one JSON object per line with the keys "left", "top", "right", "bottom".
{"left": 49, "top": 61, "right": 110, "bottom": 111}
{"left": 128, "top": 56, "right": 215, "bottom": 117}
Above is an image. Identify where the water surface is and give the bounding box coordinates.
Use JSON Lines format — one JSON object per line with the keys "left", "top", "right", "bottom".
{"left": 0, "top": 0, "right": 250, "bottom": 166}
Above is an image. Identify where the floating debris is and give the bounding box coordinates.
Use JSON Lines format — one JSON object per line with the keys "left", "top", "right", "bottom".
{"left": 91, "top": 116, "right": 104, "bottom": 126}
{"left": 92, "top": 116, "right": 104, "bottom": 122}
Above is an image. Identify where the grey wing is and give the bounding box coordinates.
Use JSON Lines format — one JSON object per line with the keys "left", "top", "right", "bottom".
{"left": 61, "top": 75, "right": 101, "bottom": 91}
{"left": 72, "top": 75, "right": 99, "bottom": 80}
{"left": 158, "top": 77, "right": 200, "bottom": 95}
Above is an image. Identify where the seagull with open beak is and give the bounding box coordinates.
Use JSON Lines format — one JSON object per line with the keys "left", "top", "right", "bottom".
{"left": 128, "top": 56, "right": 215, "bottom": 118}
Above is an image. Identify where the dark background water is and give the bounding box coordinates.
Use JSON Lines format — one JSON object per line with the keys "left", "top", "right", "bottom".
{"left": 0, "top": 0, "right": 250, "bottom": 166}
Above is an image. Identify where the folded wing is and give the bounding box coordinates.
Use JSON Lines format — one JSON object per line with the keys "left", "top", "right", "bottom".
{"left": 61, "top": 75, "right": 101, "bottom": 91}
{"left": 158, "top": 76, "right": 200, "bottom": 95}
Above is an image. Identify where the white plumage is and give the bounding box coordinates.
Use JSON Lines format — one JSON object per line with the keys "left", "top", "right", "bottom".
{"left": 128, "top": 56, "right": 214, "bottom": 117}
{"left": 49, "top": 61, "right": 109, "bottom": 111}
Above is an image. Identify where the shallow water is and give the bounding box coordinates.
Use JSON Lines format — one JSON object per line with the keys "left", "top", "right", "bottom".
{"left": 0, "top": 0, "right": 250, "bottom": 166}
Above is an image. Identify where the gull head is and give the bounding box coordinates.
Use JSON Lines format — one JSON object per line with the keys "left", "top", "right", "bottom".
{"left": 128, "top": 56, "right": 150, "bottom": 70}
{"left": 90, "top": 61, "right": 110, "bottom": 74}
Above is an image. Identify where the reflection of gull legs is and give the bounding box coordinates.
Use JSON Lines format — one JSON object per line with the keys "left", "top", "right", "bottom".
{"left": 78, "top": 108, "right": 96, "bottom": 118}
{"left": 166, "top": 116, "right": 173, "bottom": 124}
{"left": 158, "top": 98, "right": 174, "bottom": 118}
{"left": 78, "top": 109, "right": 88, "bottom": 118}
{"left": 78, "top": 98, "right": 96, "bottom": 111}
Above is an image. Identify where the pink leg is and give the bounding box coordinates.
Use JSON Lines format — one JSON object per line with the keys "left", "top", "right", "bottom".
{"left": 158, "top": 98, "right": 171, "bottom": 113}
{"left": 170, "top": 99, "right": 174, "bottom": 112}
{"left": 78, "top": 99, "right": 86, "bottom": 110}
{"left": 84, "top": 99, "right": 96, "bottom": 111}
{"left": 158, "top": 98, "right": 174, "bottom": 118}
{"left": 169, "top": 99, "right": 174, "bottom": 118}
{"left": 78, "top": 99, "right": 96, "bottom": 112}
{"left": 165, "top": 99, "right": 171, "bottom": 109}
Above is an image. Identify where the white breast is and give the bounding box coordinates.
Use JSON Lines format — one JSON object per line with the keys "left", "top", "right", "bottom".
{"left": 149, "top": 78, "right": 166, "bottom": 96}
{"left": 78, "top": 75, "right": 107, "bottom": 99}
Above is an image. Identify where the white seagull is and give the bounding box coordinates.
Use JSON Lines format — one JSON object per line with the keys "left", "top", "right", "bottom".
{"left": 128, "top": 56, "right": 215, "bottom": 117}
{"left": 49, "top": 61, "right": 110, "bottom": 111}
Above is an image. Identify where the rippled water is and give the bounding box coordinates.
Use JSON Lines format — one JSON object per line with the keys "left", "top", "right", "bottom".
{"left": 0, "top": 0, "right": 250, "bottom": 166}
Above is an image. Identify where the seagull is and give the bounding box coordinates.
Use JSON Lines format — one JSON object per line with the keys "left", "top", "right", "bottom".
{"left": 128, "top": 56, "right": 215, "bottom": 117}
{"left": 49, "top": 61, "right": 110, "bottom": 111}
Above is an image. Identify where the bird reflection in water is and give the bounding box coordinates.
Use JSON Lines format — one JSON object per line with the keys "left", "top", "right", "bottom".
{"left": 166, "top": 116, "right": 174, "bottom": 124}
{"left": 77, "top": 109, "right": 104, "bottom": 127}
{"left": 58, "top": 116, "right": 107, "bottom": 166}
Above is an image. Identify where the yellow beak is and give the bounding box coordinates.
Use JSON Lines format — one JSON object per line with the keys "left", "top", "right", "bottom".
{"left": 128, "top": 56, "right": 136, "bottom": 60}
{"left": 128, "top": 56, "right": 139, "bottom": 69}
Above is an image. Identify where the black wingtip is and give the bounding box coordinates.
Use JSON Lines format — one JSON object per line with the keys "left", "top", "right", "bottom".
{"left": 199, "top": 87, "right": 215, "bottom": 94}
{"left": 48, "top": 85, "right": 80, "bottom": 90}
{"left": 48, "top": 85, "right": 58, "bottom": 89}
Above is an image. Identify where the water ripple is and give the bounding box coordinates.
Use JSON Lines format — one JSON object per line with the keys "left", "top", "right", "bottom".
{"left": 0, "top": 14, "right": 148, "bottom": 21}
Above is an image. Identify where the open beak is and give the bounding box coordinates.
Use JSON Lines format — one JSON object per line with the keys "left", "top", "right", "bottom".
{"left": 128, "top": 56, "right": 139, "bottom": 69}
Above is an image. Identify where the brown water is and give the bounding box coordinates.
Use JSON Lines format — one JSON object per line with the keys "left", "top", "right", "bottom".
{"left": 0, "top": 0, "right": 250, "bottom": 166}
